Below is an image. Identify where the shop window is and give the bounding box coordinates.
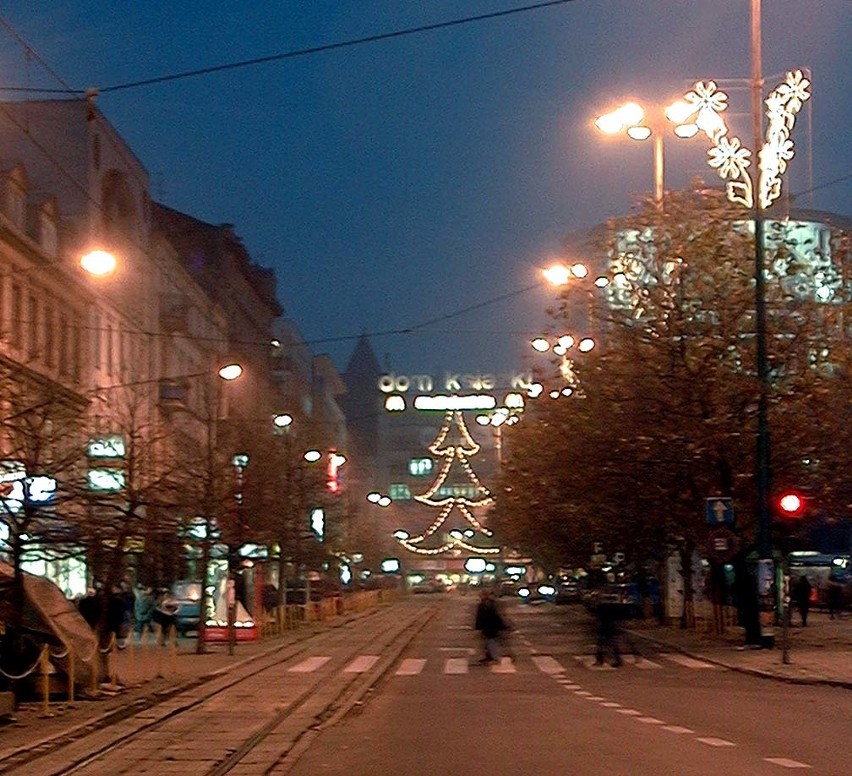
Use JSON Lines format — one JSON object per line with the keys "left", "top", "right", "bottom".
{"left": 408, "top": 457, "right": 433, "bottom": 476}
{"left": 388, "top": 484, "right": 411, "bottom": 501}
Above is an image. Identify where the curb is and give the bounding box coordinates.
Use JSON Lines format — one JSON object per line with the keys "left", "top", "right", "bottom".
{"left": 628, "top": 629, "right": 852, "bottom": 690}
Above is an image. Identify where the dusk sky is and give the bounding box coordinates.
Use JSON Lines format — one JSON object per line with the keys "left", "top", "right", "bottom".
{"left": 2, "top": 2, "right": 850, "bottom": 376}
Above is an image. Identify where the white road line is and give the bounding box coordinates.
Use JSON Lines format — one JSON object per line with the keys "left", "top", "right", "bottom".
{"left": 574, "top": 656, "right": 616, "bottom": 671}
{"left": 662, "top": 725, "right": 693, "bottom": 734}
{"left": 663, "top": 654, "right": 717, "bottom": 669}
{"left": 447, "top": 625, "right": 472, "bottom": 630}
{"left": 601, "top": 702, "right": 622, "bottom": 708}
{"left": 345, "top": 655, "right": 379, "bottom": 673}
{"left": 763, "top": 758, "right": 812, "bottom": 769}
{"left": 288, "top": 656, "right": 331, "bottom": 673}
{"left": 439, "top": 647, "right": 474, "bottom": 653}
{"left": 531, "top": 655, "right": 565, "bottom": 674}
{"left": 697, "top": 737, "right": 735, "bottom": 747}
{"left": 445, "top": 657, "right": 469, "bottom": 674}
{"left": 586, "top": 696, "right": 606, "bottom": 701}
{"left": 562, "top": 684, "right": 583, "bottom": 690}
{"left": 623, "top": 655, "right": 662, "bottom": 669}
{"left": 575, "top": 690, "right": 593, "bottom": 696}
{"left": 615, "top": 709, "right": 641, "bottom": 716}
{"left": 395, "top": 658, "right": 426, "bottom": 676}
{"left": 637, "top": 717, "right": 665, "bottom": 725}
{"left": 490, "top": 657, "right": 516, "bottom": 674}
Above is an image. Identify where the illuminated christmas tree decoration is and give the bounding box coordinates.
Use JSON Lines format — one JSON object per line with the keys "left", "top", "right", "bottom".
{"left": 679, "top": 70, "right": 810, "bottom": 209}
{"left": 394, "top": 411, "right": 499, "bottom": 556}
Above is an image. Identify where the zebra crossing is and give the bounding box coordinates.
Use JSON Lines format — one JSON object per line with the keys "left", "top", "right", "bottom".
{"left": 286, "top": 651, "right": 720, "bottom": 677}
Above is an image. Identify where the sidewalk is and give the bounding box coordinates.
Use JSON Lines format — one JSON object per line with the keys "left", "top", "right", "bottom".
{"left": 627, "top": 609, "right": 852, "bottom": 688}
{"left": 0, "top": 619, "right": 337, "bottom": 761}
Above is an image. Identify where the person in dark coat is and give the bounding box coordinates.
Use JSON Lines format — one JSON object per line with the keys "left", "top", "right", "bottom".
{"left": 594, "top": 602, "right": 623, "bottom": 667}
{"left": 474, "top": 589, "right": 507, "bottom": 664}
{"left": 792, "top": 575, "right": 812, "bottom": 626}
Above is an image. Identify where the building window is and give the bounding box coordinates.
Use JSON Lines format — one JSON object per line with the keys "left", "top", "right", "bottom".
{"left": 5, "top": 174, "right": 26, "bottom": 231}
{"left": 58, "top": 314, "right": 68, "bottom": 375}
{"left": 38, "top": 210, "right": 58, "bottom": 258}
{"left": 408, "top": 458, "right": 433, "bottom": 476}
{"left": 92, "top": 312, "right": 101, "bottom": 368}
{"left": 10, "top": 283, "right": 22, "bottom": 348}
{"left": 388, "top": 484, "right": 411, "bottom": 501}
{"left": 436, "top": 484, "right": 477, "bottom": 499}
{"left": 44, "top": 304, "right": 55, "bottom": 368}
{"left": 27, "top": 293, "right": 39, "bottom": 360}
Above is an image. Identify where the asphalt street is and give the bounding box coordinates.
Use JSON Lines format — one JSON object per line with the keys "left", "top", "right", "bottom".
{"left": 284, "top": 594, "right": 850, "bottom": 775}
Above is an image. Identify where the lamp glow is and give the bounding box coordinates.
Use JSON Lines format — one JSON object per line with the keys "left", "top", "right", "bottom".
{"left": 80, "top": 249, "right": 117, "bottom": 277}
{"left": 218, "top": 363, "right": 243, "bottom": 381}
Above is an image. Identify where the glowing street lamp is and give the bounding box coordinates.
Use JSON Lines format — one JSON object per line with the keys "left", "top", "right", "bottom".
{"left": 594, "top": 98, "right": 700, "bottom": 206}
{"left": 80, "top": 248, "right": 118, "bottom": 277}
{"left": 542, "top": 262, "right": 588, "bottom": 286}
{"left": 217, "top": 363, "right": 243, "bottom": 381}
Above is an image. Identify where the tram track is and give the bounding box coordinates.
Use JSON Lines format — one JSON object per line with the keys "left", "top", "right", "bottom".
{"left": 5, "top": 599, "right": 439, "bottom": 776}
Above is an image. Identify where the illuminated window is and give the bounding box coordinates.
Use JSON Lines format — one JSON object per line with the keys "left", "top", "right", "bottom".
{"left": 388, "top": 484, "right": 411, "bottom": 501}
{"left": 408, "top": 458, "right": 433, "bottom": 476}
{"left": 87, "top": 468, "right": 125, "bottom": 492}
{"left": 437, "top": 484, "right": 477, "bottom": 499}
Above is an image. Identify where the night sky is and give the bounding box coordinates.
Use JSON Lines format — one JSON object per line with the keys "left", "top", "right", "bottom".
{"left": 2, "top": 2, "right": 850, "bottom": 376}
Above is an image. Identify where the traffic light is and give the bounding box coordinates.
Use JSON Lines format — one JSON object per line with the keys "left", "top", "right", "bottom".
{"left": 776, "top": 490, "right": 805, "bottom": 518}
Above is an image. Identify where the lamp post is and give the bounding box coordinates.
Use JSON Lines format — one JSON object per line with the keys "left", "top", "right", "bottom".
{"left": 674, "top": 0, "right": 810, "bottom": 647}
{"left": 594, "top": 99, "right": 701, "bottom": 208}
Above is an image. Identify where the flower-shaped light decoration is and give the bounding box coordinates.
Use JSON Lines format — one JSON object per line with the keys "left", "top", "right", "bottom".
{"left": 679, "top": 70, "right": 811, "bottom": 209}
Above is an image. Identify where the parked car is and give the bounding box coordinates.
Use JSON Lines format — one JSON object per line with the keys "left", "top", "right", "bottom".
{"left": 518, "top": 582, "right": 557, "bottom": 604}
{"left": 169, "top": 580, "right": 202, "bottom": 636}
{"left": 410, "top": 577, "right": 445, "bottom": 594}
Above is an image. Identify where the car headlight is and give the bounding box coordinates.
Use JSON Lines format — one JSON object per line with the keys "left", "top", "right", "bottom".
{"left": 538, "top": 585, "right": 556, "bottom": 596}
{"left": 518, "top": 587, "right": 531, "bottom": 598}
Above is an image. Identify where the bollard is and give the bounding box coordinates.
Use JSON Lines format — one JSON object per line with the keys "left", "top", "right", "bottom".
{"left": 155, "top": 625, "right": 163, "bottom": 678}
{"left": 126, "top": 630, "right": 135, "bottom": 685}
{"left": 39, "top": 646, "right": 52, "bottom": 717}
{"left": 169, "top": 625, "right": 178, "bottom": 678}
{"left": 68, "top": 648, "right": 76, "bottom": 705}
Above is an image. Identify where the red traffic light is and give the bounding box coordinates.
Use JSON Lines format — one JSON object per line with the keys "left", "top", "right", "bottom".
{"left": 777, "top": 491, "right": 805, "bottom": 517}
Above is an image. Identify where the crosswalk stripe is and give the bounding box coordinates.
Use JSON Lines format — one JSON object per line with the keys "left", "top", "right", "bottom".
{"left": 445, "top": 657, "right": 469, "bottom": 674}
{"left": 396, "top": 658, "right": 427, "bottom": 676}
{"left": 345, "top": 655, "right": 379, "bottom": 673}
{"left": 531, "top": 655, "right": 564, "bottom": 675}
{"left": 288, "top": 656, "right": 331, "bottom": 673}
{"left": 490, "top": 657, "right": 516, "bottom": 673}
{"left": 622, "top": 654, "right": 662, "bottom": 669}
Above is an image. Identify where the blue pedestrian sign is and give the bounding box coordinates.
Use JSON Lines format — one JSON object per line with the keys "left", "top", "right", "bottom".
{"left": 705, "top": 497, "right": 734, "bottom": 526}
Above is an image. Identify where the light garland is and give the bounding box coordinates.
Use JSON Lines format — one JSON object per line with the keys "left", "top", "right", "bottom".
{"left": 395, "top": 410, "right": 500, "bottom": 556}
{"left": 678, "top": 70, "right": 810, "bottom": 209}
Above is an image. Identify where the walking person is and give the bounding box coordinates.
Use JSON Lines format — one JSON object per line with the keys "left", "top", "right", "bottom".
{"left": 792, "top": 575, "right": 812, "bottom": 626}
{"left": 594, "top": 601, "right": 623, "bottom": 667}
{"left": 826, "top": 576, "right": 843, "bottom": 620}
{"left": 474, "top": 589, "right": 507, "bottom": 664}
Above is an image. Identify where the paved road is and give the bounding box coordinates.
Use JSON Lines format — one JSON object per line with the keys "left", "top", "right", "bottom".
{"left": 285, "top": 594, "right": 850, "bottom": 775}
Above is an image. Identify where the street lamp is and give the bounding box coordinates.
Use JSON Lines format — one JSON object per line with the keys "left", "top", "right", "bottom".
{"left": 80, "top": 248, "right": 118, "bottom": 277}
{"left": 594, "top": 99, "right": 701, "bottom": 208}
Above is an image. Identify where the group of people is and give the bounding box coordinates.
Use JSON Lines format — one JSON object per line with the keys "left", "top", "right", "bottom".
{"left": 75, "top": 582, "right": 179, "bottom": 646}
{"left": 792, "top": 574, "right": 846, "bottom": 626}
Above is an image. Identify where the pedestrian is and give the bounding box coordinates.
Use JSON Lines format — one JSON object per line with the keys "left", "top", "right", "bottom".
{"left": 77, "top": 587, "right": 101, "bottom": 630}
{"left": 474, "top": 589, "right": 507, "bottom": 664}
{"left": 152, "top": 588, "right": 179, "bottom": 645}
{"left": 826, "top": 576, "right": 843, "bottom": 620}
{"left": 134, "top": 585, "right": 156, "bottom": 639}
{"left": 594, "top": 601, "right": 623, "bottom": 667}
{"left": 792, "top": 575, "right": 811, "bottom": 626}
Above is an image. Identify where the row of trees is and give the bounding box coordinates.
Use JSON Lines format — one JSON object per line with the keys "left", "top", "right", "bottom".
{"left": 0, "top": 370, "right": 353, "bottom": 656}
{"left": 491, "top": 190, "right": 851, "bottom": 598}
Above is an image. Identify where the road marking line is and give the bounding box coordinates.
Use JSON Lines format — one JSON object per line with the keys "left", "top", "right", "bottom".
{"left": 562, "top": 684, "right": 583, "bottom": 690}
{"left": 697, "top": 737, "right": 735, "bottom": 747}
{"left": 662, "top": 725, "right": 693, "bottom": 734}
{"left": 601, "top": 702, "right": 622, "bottom": 708}
{"left": 288, "top": 656, "right": 331, "bottom": 673}
{"left": 637, "top": 717, "right": 665, "bottom": 725}
{"left": 448, "top": 625, "right": 472, "bottom": 630}
{"left": 574, "top": 690, "right": 593, "bottom": 696}
{"left": 531, "top": 655, "right": 564, "bottom": 674}
{"left": 445, "top": 657, "right": 469, "bottom": 674}
{"left": 623, "top": 655, "right": 662, "bottom": 669}
{"left": 616, "top": 709, "right": 641, "bottom": 716}
{"left": 763, "top": 758, "right": 812, "bottom": 769}
{"left": 345, "top": 655, "right": 379, "bottom": 673}
{"left": 586, "top": 696, "right": 606, "bottom": 701}
{"left": 439, "top": 647, "right": 474, "bottom": 653}
{"left": 396, "top": 658, "right": 426, "bottom": 676}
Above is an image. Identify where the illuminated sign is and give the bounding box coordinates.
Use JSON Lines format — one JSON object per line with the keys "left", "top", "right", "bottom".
{"left": 0, "top": 461, "right": 56, "bottom": 512}
{"left": 378, "top": 372, "right": 532, "bottom": 394}
{"left": 413, "top": 395, "right": 497, "bottom": 411}
{"left": 88, "top": 468, "right": 126, "bottom": 492}
{"left": 310, "top": 508, "right": 325, "bottom": 541}
{"left": 88, "top": 435, "right": 126, "bottom": 458}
